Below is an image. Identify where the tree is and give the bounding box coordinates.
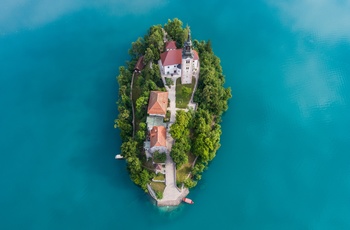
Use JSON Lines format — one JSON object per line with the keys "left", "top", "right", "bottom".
{"left": 181, "top": 86, "right": 192, "bottom": 97}
{"left": 144, "top": 48, "right": 154, "bottom": 65}
{"left": 148, "top": 28, "right": 163, "bottom": 51}
{"left": 193, "top": 40, "right": 232, "bottom": 117}
{"left": 153, "top": 151, "right": 166, "bottom": 163}
{"left": 171, "top": 138, "right": 189, "bottom": 168}
{"left": 135, "top": 96, "right": 148, "bottom": 114}
{"left": 184, "top": 178, "right": 197, "bottom": 188}
{"left": 117, "top": 66, "right": 132, "bottom": 86}
{"left": 136, "top": 130, "right": 146, "bottom": 143}
{"left": 144, "top": 25, "right": 164, "bottom": 62}
{"left": 128, "top": 37, "right": 145, "bottom": 58}
{"left": 115, "top": 119, "right": 132, "bottom": 141}
{"left": 169, "top": 110, "right": 192, "bottom": 139}
{"left": 121, "top": 140, "right": 138, "bottom": 158}
{"left": 164, "top": 18, "right": 186, "bottom": 47}
{"left": 192, "top": 162, "right": 207, "bottom": 176}
{"left": 172, "top": 151, "right": 188, "bottom": 168}
{"left": 165, "top": 78, "right": 173, "bottom": 86}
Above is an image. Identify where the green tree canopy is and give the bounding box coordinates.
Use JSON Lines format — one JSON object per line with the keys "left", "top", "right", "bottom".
{"left": 164, "top": 18, "right": 186, "bottom": 47}
{"left": 143, "top": 48, "right": 154, "bottom": 65}
{"left": 128, "top": 37, "right": 145, "bottom": 58}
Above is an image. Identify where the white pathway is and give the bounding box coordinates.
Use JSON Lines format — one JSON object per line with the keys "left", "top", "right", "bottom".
{"left": 155, "top": 29, "right": 200, "bottom": 206}
{"left": 157, "top": 75, "right": 188, "bottom": 206}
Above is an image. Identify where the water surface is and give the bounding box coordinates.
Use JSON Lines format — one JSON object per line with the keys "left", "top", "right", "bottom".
{"left": 1, "top": 0, "right": 350, "bottom": 229}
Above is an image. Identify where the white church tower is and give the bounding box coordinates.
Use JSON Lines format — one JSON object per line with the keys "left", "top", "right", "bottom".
{"left": 181, "top": 28, "right": 194, "bottom": 84}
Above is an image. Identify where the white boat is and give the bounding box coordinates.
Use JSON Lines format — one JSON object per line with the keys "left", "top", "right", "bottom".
{"left": 115, "top": 154, "right": 124, "bottom": 159}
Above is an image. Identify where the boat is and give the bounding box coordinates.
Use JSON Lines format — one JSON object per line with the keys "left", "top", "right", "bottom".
{"left": 115, "top": 154, "right": 124, "bottom": 160}
{"left": 182, "top": 197, "right": 194, "bottom": 204}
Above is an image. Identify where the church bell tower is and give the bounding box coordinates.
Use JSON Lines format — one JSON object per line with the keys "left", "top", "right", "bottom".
{"left": 181, "top": 27, "right": 194, "bottom": 84}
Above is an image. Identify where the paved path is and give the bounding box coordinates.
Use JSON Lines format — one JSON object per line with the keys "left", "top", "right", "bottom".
{"left": 161, "top": 28, "right": 168, "bottom": 43}
{"left": 168, "top": 83, "right": 177, "bottom": 123}
{"left": 156, "top": 60, "right": 187, "bottom": 205}
{"left": 154, "top": 29, "right": 196, "bottom": 205}
{"left": 158, "top": 137, "right": 189, "bottom": 207}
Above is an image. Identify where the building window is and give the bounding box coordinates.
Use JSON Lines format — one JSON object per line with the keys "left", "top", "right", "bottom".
{"left": 186, "top": 67, "right": 189, "bottom": 70}
{"left": 167, "top": 66, "right": 170, "bottom": 68}
{"left": 186, "top": 60, "right": 190, "bottom": 63}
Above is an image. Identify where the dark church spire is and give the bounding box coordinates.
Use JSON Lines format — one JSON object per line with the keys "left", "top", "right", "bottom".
{"left": 182, "top": 26, "right": 194, "bottom": 58}
{"left": 187, "top": 26, "right": 192, "bottom": 44}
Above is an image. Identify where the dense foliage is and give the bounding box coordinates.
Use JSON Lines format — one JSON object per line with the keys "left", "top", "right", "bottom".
{"left": 194, "top": 40, "right": 232, "bottom": 117}
{"left": 170, "top": 110, "right": 192, "bottom": 168}
{"left": 153, "top": 151, "right": 166, "bottom": 163}
{"left": 170, "top": 37, "right": 232, "bottom": 187}
{"left": 164, "top": 18, "right": 186, "bottom": 47}
{"left": 115, "top": 24, "right": 167, "bottom": 191}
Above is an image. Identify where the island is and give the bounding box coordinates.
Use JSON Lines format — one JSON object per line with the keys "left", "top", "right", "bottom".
{"left": 115, "top": 18, "right": 231, "bottom": 206}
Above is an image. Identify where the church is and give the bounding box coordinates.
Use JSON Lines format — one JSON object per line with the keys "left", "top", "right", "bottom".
{"left": 159, "top": 29, "right": 199, "bottom": 84}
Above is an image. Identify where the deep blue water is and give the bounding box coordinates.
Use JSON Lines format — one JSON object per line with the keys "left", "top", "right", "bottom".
{"left": 1, "top": 0, "right": 350, "bottom": 229}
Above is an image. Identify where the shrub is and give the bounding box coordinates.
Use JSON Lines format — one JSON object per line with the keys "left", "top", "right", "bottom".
{"left": 156, "top": 191, "right": 163, "bottom": 199}
{"left": 165, "top": 78, "right": 173, "bottom": 86}
{"left": 184, "top": 178, "right": 197, "bottom": 189}
{"left": 153, "top": 151, "right": 166, "bottom": 163}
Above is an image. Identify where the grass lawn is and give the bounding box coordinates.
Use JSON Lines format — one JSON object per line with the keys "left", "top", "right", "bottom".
{"left": 153, "top": 173, "right": 165, "bottom": 181}
{"left": 132, "top": 77, "right": 142, "bottom": 102}
{"left": 150, "top": 182, "right": 165, "bottom": 194}
{"left": 143, "top": 158, "right": 154, "bottom": 170}
{"left": 153, "top": 158, "right": 166, "bottom": 164}
{"left": 176, "top": 163, "right": 191, "bottom": 184}
{"left": 176, "top": 77, "right": 195, "bottom": 108}
{"left": 176, "top": 152, "right": 196, "bottom": 184}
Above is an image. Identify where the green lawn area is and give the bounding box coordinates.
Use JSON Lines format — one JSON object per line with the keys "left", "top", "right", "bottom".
{"left": 143, "top": 158, "right": 154, "bottom": 170}
{"left": 176, "top": 152, "right": 196, "bottom": 184}
{"left": 132, "top": 76, "right": 142, "bottom": 103}
{"left": 153, "top": 173, "right": 165, "bottom": 181}
{"left": 150, "top": 182, "right": 165, "bottom": 199}
{"left": 175, "top": 77, "right": 195, "bottom": 108}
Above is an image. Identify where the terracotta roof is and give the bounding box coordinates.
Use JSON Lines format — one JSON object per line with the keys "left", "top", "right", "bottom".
{"left": 147, "top": 91, "right": 168, "bottom": 115}
{"left": 193, "top": 50, "right": 199, "bottom": 60}
{"left": 165, "top": 41, "right": 177, "bottom": 50}
{"left": 160, "top": 49, "right": 182, "bottom": 66}
{"left": 155, "top": 164, "right": 162, "bottom": 170}
{"left": 150, "top": 126, "right": 167, "bottom": 148}
{"left": 134, "top": 56, "right": 145, "bottom": 71}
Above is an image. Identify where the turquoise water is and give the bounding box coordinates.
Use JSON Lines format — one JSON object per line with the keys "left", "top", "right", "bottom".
{"left": 1, "top": 0, "right": 350, "bottom": 229}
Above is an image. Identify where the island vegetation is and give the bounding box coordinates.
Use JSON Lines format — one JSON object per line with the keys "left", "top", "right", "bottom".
{"left": 114, "top": 18, "right": 231, "bottom": 199}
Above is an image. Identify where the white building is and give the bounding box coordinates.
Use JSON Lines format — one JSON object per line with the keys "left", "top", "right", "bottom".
{"left": 159, "top": 29, "right": 199, "bottom": 84}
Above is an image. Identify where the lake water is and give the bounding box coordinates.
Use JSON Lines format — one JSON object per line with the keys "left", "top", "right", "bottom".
{"left": 1, "top": 0, "right": 350, "bottom": 229}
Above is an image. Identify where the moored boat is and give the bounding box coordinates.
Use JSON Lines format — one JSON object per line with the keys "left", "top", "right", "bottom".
{"left": 115, "top": 154, "right": 124, "bottom": 159}
{"left": 182, "top": 197, "right": 194, "bottom": 204}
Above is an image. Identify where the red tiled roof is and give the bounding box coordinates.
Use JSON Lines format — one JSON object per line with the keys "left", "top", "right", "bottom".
{"left": 165, "top": 41, "right": 177, "bottom": 50}
{"left": 134, "top": 56, "right": 145, "bottom": 71}
{"left": 150, "top": 126, "right": 167, "bottom": 148}
{"left": 156, "top": 164, "right": 162, "bottom": 170}
{"left": 147, "top": 91, "right": 168, "bottom": 115}
{"left": 160, "top": 49, "right": 182, "bottom": 66}
{"left": 193, "top": 50, "right": 199, "bottom": 60}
